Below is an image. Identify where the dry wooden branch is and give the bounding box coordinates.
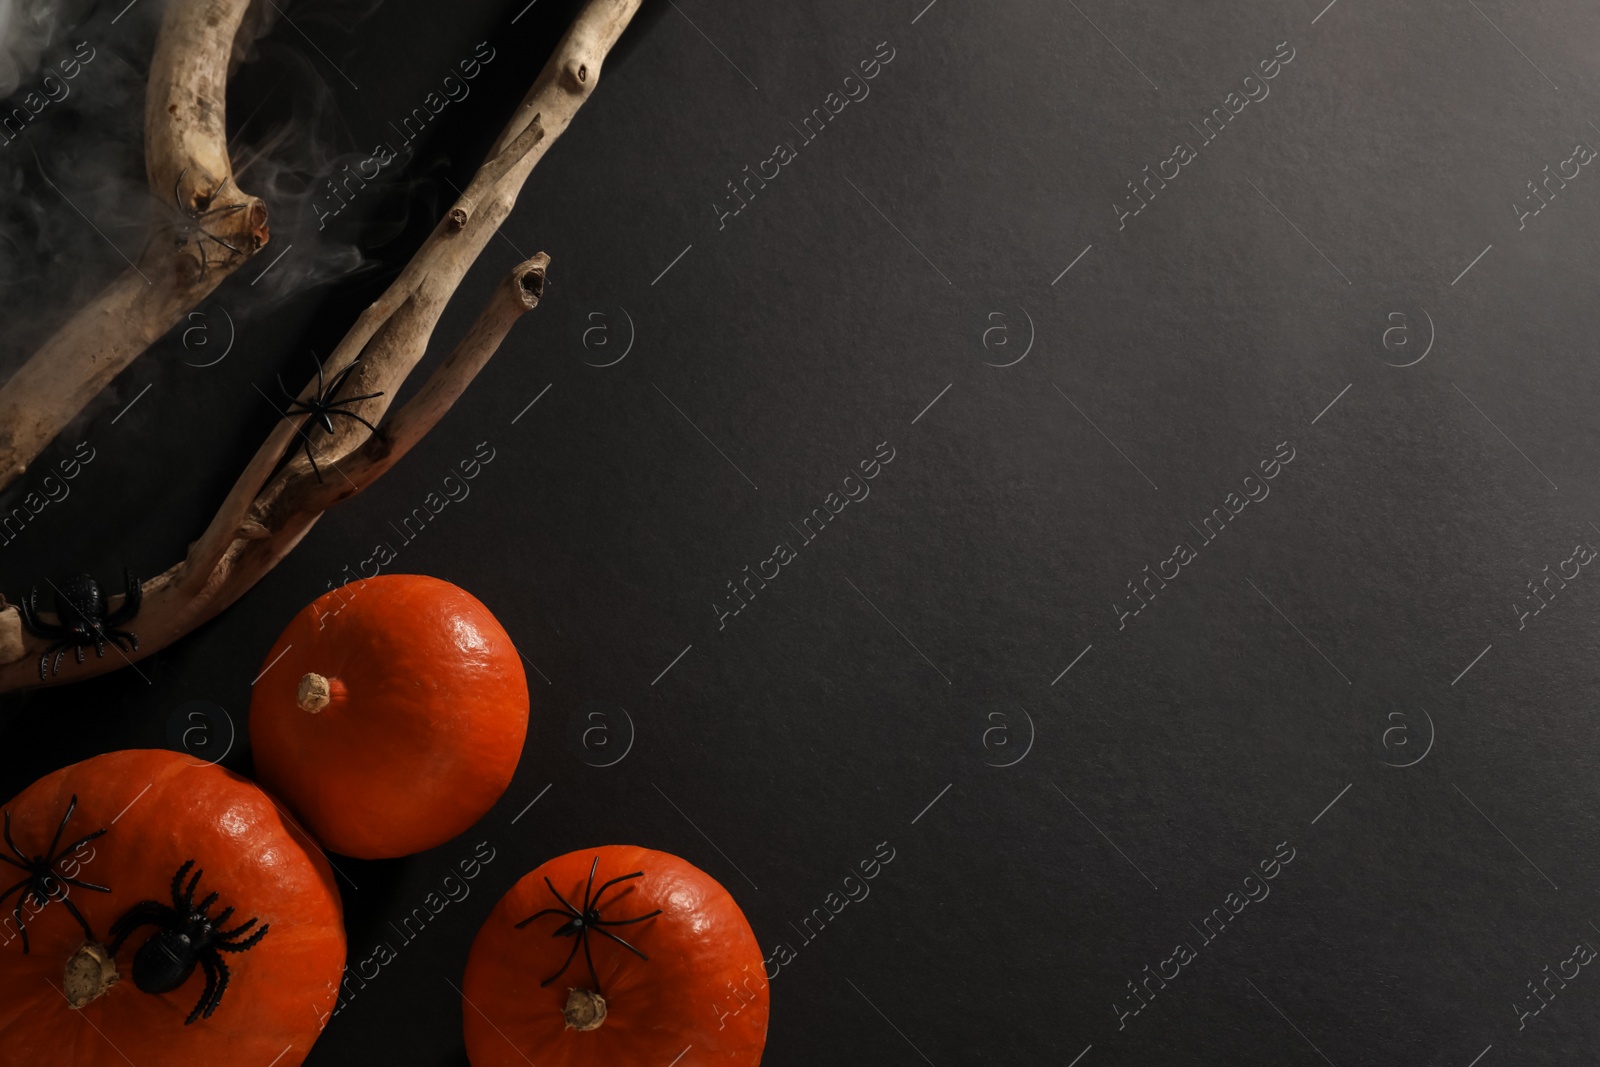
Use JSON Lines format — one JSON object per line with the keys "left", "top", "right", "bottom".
{"left": 0, "top": 0, "right": 267, "bottom": 488}
{"left": 0, "top": 0, "right": 643, "bottom": 691}
{"left": 303, "top": 255, "right": 549, "bottom": 512}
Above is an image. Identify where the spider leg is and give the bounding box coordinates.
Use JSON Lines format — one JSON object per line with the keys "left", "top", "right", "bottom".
{"left": 197, "top": 229, "right": 245, "bottom": 258}
{"left": 106, "top": 629, "right": 139, "bottom": 653}
{"left": 217, "top": 920, "right": 268, "bottom": 952}
{"left": 35, "top": 650, "right": 48, "bottom": 681}
{"left": 56, "top": 889, "right": 97, "bottom": 941}
{"left": 52, "top": 825, "right": 109, "bottom": 868}
{"left": 3, "top": 809, "right": 27, "bottom": 863}
{"left": 313, "top": 351, "right": 327, "bottom": 398}
{"left": 301, "top": 434, "right": 325, "bottom": 483}
{"left": 107, "top": 901, "right": 172, "bottom": 954}
{"left": 50, "top": 644, "right": 68, "bottom": 676}
{"left": 582, "top": 857, "right": 600, "bottom": 912}
{"left": 592, "top": 908, "right": 662, "bottom": 927}
{"left": 0, "top": 875, "right": 33, "bottom": 905}
{"left": 208, "top": 953, "right": 233, "bottom": 1023}
{"left": 0, "top": 854, "right": 24, "bottom": 871}
{"left": 12, "top": 899, "right": 29, "bottom": 954}
{"left": 195, "top": 891, "right": 219, "bottom": 915}
{"left": 325, "top": 407, "right": 381, "bottom": 435}
{"left": 57, "top": 875, "right": 111, "bottom": 894}
{"left": 588, "top": 870, "right": 645, "bottom": 912}
{"left": 43, "top": 794, "right": 78, "bottom": 862}
{"left": 322, "top": 358, "right": 361, "bottom": 399}
{"left": 58, "top": 826, "right": 102, "bottom": 860}
{"left": 196, "top": 203, "right": 246, "bottom": 230}
{"left": 108, "top": 900, "right": 166, "bottom": 934}
{"left": 189, "top": 953, "right": 221, "bottom": 1025}
{"left": 173, "top": 167, "right": 188, "bottom": 213}
{"left": 171, "top": 860, "right": 196, "bottom": 909}
{"left": 90, "top": 630, "right": 105, "bottom": 659}
{"left": 205, "top": 953, "right": 232, "bottom": 1020}
{"left": 590, "top": 924, "right": 651, "bottom": 961}
{"left": 72, "top": 642, "right": 86, "bottom": 665}
{"left": 211, "top": 906, "right": 235, "bottom": 928}
{"left": 539, "top": 925, "right": 586, "bottom": 988}
{"left": 102, "top": 570, "right": 141, "bottom": 627}
{"left": 316, "top": 411, "right": 336, "bottom": 436}
{"left": 514, "top": 906, "right": 577, "bottom": 929}
{"left": 542, "top": 877, "right": 581, "bottom": 916}
{"left": 182, "top": 866, "right": 205, "bottom": 911}
{"left": 277, "top": 372, "right": 298, "bottom": 405}
{"left": 18, "top": 586, "right": 62, "bottom": 639}
{"left": 591, "top": 870, "right": 644, "bottom": 896}
{"left": 582, "top": 928, "right": 602, "bottom": 995}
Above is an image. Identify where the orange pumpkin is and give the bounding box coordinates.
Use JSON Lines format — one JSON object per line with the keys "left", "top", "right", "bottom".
{"left": 0, "top": 749, "right": 344, "bottom": 1066}
{"left": 462, "top": 845, "right": 769, "bottom": 1066}
{"left": 249, "top": 573, "right": 529, "bottom": 859}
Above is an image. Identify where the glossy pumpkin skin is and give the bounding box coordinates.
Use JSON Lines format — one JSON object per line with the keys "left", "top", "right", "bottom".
{"left": 249, "top": 573, "right": 529, "bottom": 859}
{"left": 0, "top": 749, "right": 345, "bottom": 1067}
{"left": 462, "top": 846, "right": 769, "bottom": 1067}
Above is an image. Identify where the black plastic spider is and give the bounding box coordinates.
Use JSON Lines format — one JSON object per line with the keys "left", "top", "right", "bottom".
{"left": 515, "top": 856, "right": 662, "bottom": 995}
{"left": 17, "top": 570, "right": 141, "bottom": 680}
{"left": 0, "top": 794, "right": 109, "bottom": 954}
{"left": 169, "top": 167, "right": 247, "bottom": 284}
{"left": 109, "top": 860, "right": 269, "bottom": 1025}
{"left": 277, "top": 351, "right": 384, "bottom": 482}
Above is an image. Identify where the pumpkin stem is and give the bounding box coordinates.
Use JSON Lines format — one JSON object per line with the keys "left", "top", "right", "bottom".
{"left": 563, "top": 987, "right": 607, "bottom": 1031}
{"left": 296, "top": 672, "right": 334, "bottom": 713}
{"left": 63, "top": 940, "right": 119, "bottom": 1008}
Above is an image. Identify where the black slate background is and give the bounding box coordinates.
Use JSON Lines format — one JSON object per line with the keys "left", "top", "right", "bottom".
{"left": 5, "top": 0, "right": 1600, "bottom": 1063}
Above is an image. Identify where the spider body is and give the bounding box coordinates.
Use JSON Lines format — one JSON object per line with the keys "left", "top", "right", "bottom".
{"left": 170, "top": 167, "right": 246, "bottom": 284}
{"left": 277, "top": 351, "right": 384, "bottom": 482}
{"left": 109, "top": 860, "right": 269, "bottom": 1025}
{"left": 17, "top": 570, "right": 142, "bottom": 679}
{"left": 515, "top": 855, "right": 662, "bottom": 995}
{"left": 0, "top": 794, "right": 109, "bottom": 953}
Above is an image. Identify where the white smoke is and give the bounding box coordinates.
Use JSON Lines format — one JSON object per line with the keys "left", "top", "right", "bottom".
{"left": 0, "top": 0, "right": 92, "bottom": 98}
{"left": 0, "top": 0, "right": 395, "bottom": 373}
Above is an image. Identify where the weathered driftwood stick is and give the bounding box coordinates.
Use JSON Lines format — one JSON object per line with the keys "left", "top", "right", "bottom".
{"left": 183, "top": 0, "right": 637, "bottom": 592}
{"left": 0, "top": 0, "right": 267, "bottom": 488}
{"left": 0, "top": 258, "right": 548, "bottom": 690}
{"left": 0, "top": 0, "right": 643, "bottom": 690}
{"left": 309, "top": 256, "right": 549, "bottom": 507}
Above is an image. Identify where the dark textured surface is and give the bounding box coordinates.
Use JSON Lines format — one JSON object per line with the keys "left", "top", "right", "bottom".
{"left": 5, "top": 0, "right": 1600, "bottom": 1063}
